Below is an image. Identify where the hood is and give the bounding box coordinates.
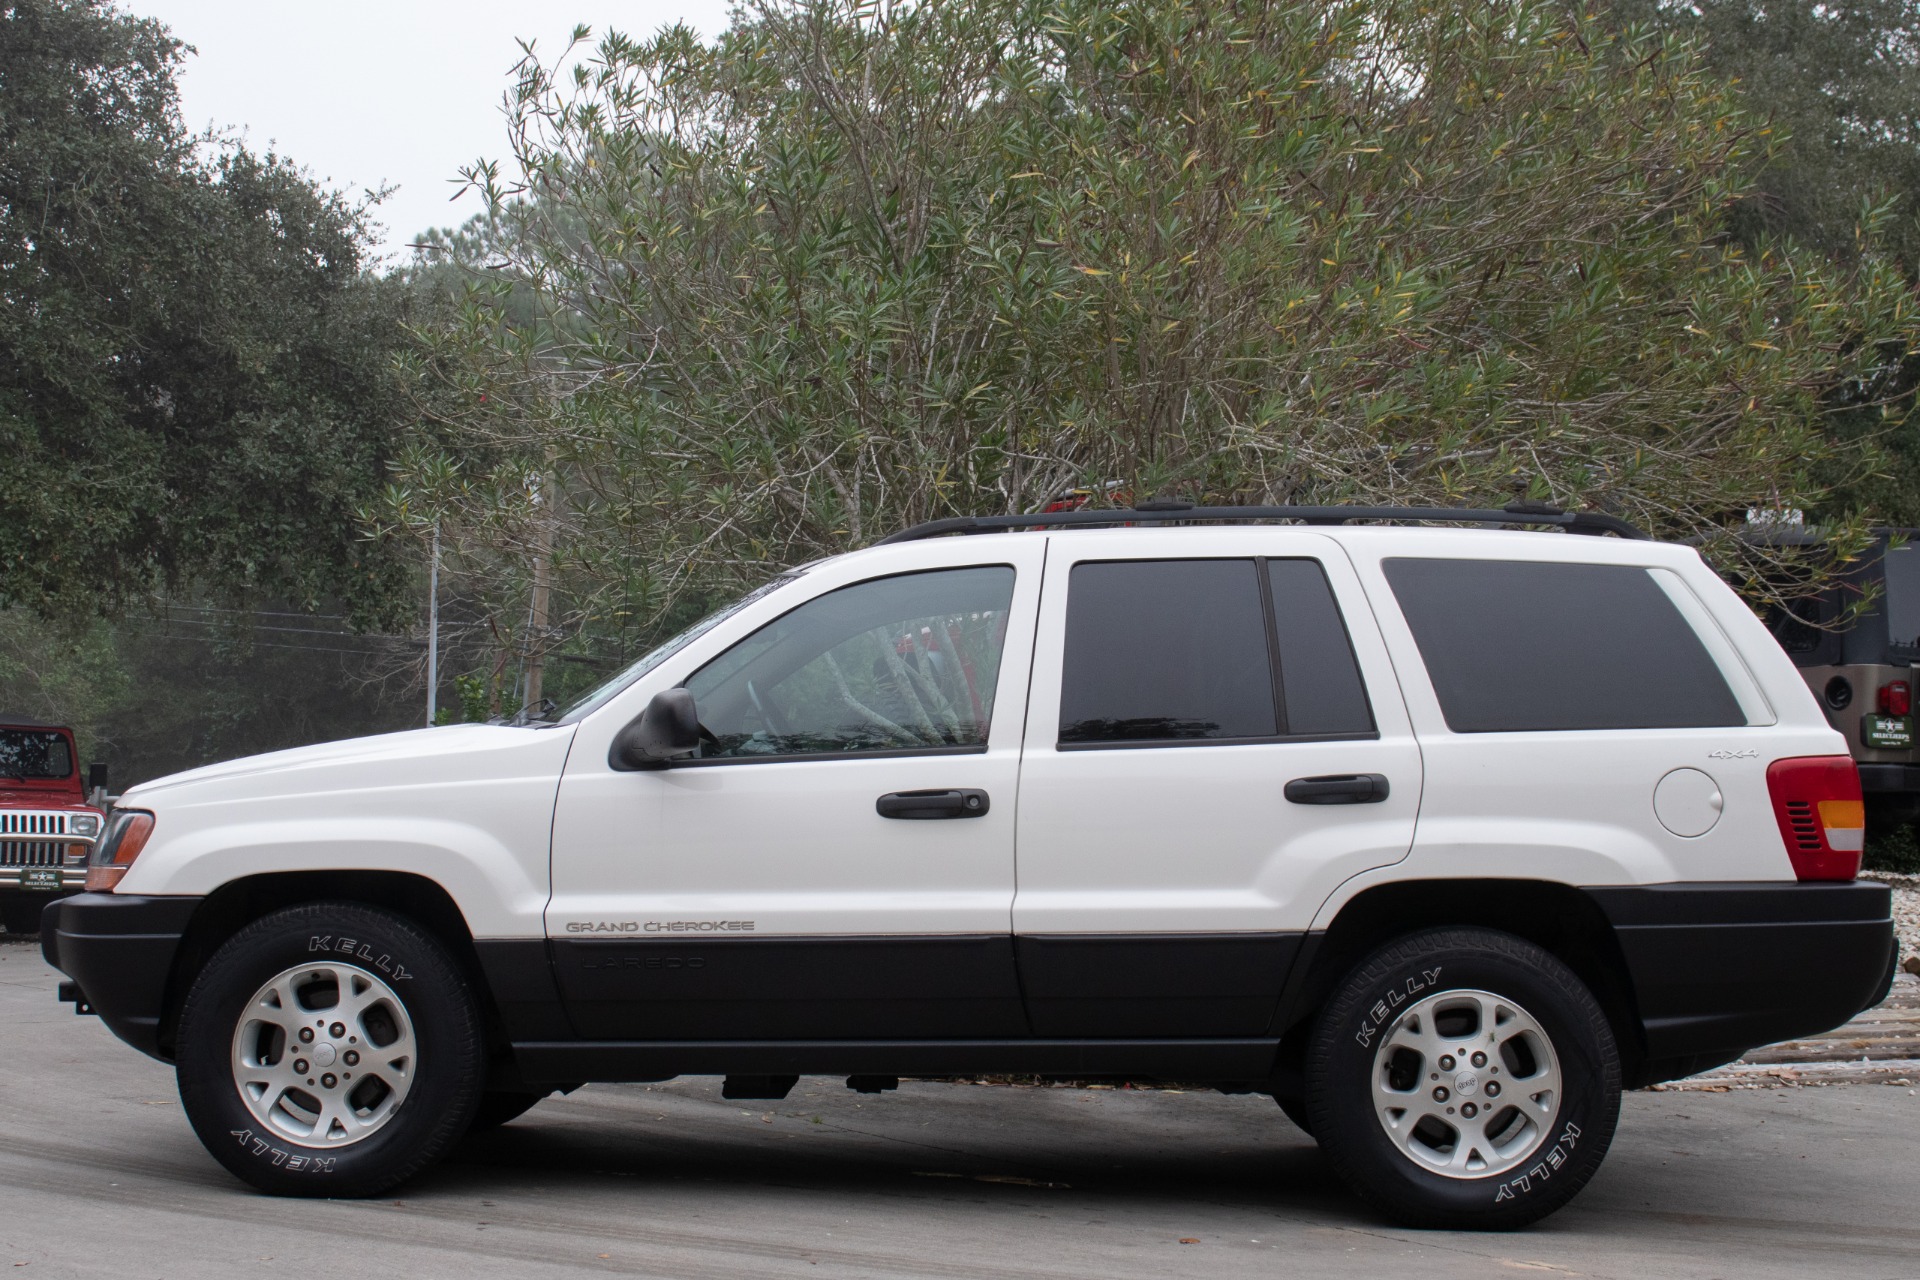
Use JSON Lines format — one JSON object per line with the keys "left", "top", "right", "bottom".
{"left": 122, "top": 723, "right": 575, "bottom": 804}
{"left": 0, "top": 786, "right": 92, "bottom": 812}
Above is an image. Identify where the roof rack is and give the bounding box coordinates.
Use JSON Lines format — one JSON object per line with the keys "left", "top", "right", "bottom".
{"left": 874, "top": 501, "right": 1648, "bottom": 545}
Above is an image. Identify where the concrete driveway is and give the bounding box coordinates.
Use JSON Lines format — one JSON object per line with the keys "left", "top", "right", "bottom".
{"left": 2, "top": 938, "right": 1915, "bottom": 1279}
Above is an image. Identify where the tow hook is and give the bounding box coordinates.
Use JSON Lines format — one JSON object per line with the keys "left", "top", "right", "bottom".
{"left": 56, "top": 981, "right": 94, "bottom": 1016}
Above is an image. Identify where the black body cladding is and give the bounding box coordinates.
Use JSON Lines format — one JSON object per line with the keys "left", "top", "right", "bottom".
{"left": 43, "top": 883, "right": 1893, "bottom": 1091}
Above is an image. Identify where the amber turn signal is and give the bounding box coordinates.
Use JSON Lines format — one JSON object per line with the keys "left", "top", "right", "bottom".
{"left": 86, "top": 811, "right": 155, "bottom": 892}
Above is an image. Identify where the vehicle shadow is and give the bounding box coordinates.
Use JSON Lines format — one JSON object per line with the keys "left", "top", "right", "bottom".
{"left": 436, "top": 1080, "right": 1358, "bottom": 1217}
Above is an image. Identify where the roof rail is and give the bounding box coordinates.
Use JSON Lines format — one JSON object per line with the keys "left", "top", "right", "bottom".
{"left": 873, "top": 501, "right": 1648, "bottom": 546}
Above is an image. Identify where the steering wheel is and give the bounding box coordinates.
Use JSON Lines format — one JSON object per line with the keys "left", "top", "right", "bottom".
{"left": 747, "top": 678, "right": 788, "bottom": 737}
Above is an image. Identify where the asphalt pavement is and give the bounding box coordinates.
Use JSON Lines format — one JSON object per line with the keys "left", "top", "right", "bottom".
{"left": 2, "top": 936, "right": 1916, "bottom": 1279}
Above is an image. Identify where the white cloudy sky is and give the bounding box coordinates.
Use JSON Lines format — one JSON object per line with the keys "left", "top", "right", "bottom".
{"left": 131, "top": 1, "right": 735, "bottom": 264}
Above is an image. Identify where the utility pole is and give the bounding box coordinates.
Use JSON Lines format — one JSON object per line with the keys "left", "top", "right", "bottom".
{"left": 425, "top": 522, "right": 440, "bottom": 727}
{"left": 523, "top": 481, "right": 552, "bottom": 718}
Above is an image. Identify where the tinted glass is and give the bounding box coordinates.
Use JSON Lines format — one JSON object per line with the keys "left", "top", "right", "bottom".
{"left": 687, "top": 567, "right": 1015, "bottom": 758}
{"left": 559, "top": 574, "right": 799, "bottom": 723}
{"left": 0, "top": 730, "right": 72, "bottom": 780}
{"left": 1268, "top": 559, "right": 1374, "bottom": 735}
{"left": 1881, "top": 544, "right": 1920, "bottom": 652}
{"left": 1383, "top": 558, "right": 1745, "bottom": 732}
{"left": 1059, "top": 560, "right": 1276, "bottom": 744}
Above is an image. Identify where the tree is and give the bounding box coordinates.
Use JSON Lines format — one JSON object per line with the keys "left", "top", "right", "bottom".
{"left": 1613, "top": 1, "right": 1920, "bottom": 269}
{"left": 394, "top": 0, "right": 1919, "bottom": 663}
{"left": 0, "top": 0, "right": 417, "bottom": 625}
{"left": 1607, "top": 3, "right": 1920, "bottom": 523}
{"left": 0, "top": 605, "right": 419, "bottom": 785}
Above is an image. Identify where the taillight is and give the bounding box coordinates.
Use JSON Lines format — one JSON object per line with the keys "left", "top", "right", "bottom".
{"left": 1765, "top": 757, "right": 1864, "bottom": 881}
{"left": 1878, "top": 681, "right": 1911, "bottom": 716}
{"left": 86, "top": 811, "right": 155, "bottom": 892}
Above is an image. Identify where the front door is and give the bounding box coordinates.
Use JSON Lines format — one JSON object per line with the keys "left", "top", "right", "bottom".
{"left": 1011, "top": 531, "right": 1423, "bottom": 1037}
{"left": 549, "top": 545, "right": 1045, "bottom": 1040}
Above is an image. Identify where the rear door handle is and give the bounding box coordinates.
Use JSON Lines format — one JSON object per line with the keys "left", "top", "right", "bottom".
{"left": 876, "top": 789, "right": 991, "bottom": 820}
{"left": 1284, "top": 773, "right": 1390, "bottom": 805}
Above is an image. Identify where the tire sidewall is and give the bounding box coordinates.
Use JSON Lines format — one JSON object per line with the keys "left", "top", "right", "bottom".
{"left": 1307, "top": 929, "right": 1620, "bottom": 1229}
{"left": 176, "top": 903, "right": 483, "bottom": 1197}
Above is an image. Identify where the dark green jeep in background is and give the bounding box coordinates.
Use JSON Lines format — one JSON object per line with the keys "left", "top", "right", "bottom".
{"left": 1767, "top": 531, "right": 1920, "bottom": 833}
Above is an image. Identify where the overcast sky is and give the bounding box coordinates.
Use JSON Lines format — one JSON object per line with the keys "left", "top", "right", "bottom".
{"left": 131, "top": 1, "right": 735, "bottom": 265}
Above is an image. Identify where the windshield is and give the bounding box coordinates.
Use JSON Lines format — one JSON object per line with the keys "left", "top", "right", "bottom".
{"left": 0, "top": 729, "right": 73, "bottom": 781}
{"left": 556, "top": 574, "right": 802, "bottom": 724}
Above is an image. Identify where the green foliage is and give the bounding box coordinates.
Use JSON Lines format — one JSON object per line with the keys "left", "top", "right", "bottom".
{"left": 1610, "top": 3, "right": 1920, "bottom": 523}
{"left": 448, "top": 672, "right": 492, "bottom": 724}
{"left": 0, "top": 605, "right": 417, "bottom": 785}
{"left": 1615, "top": 1, "right": 1920, "bottom": 270}
{"left": 395, "top": 0, "right": 1918, "bottom": 644}
{"left": 0, "top": 0, "right": 417, "bottom": 627}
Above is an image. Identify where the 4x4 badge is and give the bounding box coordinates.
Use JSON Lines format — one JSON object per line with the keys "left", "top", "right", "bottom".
{"left": 1706, "top": 749, "right": 1757, "bottom": 760}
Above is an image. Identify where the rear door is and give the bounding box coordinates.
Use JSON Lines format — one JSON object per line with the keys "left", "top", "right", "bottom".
{"left": 1357, "top": 546, "right": 1781, "bottom": 887}
{"left": 1011, "top": 530, "right": 1422, "bottom": 1037}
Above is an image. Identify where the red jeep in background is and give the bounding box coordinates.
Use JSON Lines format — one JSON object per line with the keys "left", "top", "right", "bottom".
{"left": 0, "top": 718, "right": 106, "bottom": 935}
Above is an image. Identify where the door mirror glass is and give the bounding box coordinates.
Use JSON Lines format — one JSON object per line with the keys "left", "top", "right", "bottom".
{"left": 611, "top": 688, "right": 702, "bottom": 769}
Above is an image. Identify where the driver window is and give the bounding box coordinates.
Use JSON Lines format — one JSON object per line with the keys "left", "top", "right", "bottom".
{"left": 685, "top": 566, "right": 1016, "bottom": 760}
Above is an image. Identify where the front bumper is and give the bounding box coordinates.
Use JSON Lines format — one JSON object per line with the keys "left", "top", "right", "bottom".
{"left": 1588, "top": 881, "right": 1895, "bottom": 1080}
{"left": 41, "top": 892, "right": 202, "bottom": 1061}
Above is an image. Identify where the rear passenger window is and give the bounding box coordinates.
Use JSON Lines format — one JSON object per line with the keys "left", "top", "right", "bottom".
{"left": 1058, "top": 558, "right": 1376, "bottom": 746}
{"left": 1060, "top": 560, "right": 1275, "bottom": 744}
{"left": 1383, "top": 558, "right": 1745, "bottom": 732}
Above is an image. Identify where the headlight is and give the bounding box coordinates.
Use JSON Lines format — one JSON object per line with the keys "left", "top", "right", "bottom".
{"left": 69, "top": 814, "right": 101, "bottom": 839}
{"left": 87, "top": 810, "right": 156, "bottom": 892}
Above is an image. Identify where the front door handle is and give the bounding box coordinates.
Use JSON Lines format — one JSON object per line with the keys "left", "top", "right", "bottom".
{"left": 876, "top": 789, "right": 991, "bottom": 820}
{"left": 1284, "top": 773, "right": 1390, "bottom": 805}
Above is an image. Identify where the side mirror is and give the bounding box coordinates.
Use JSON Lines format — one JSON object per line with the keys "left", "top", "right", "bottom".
{"left": 87, "top": 762, "right": 109, "bottom": 807}
{"left": 610, "top": 689, "right": 702, "bottom": 769}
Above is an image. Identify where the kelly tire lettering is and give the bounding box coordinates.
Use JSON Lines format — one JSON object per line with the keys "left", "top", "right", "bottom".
{"left": 228, "top": 1129, "right": 337, "bottom": 1174}
{"left": 308, "top": 935, "right": 411, "bottom": 981}
{"left": 175, "top": 901, "right": 483, "bottom": 1198}
{"left": 1302, "top": 927, "right": 1622, "bottom": 1231}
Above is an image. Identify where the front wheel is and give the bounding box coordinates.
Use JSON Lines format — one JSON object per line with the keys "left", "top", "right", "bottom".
{"left": 1305, "top": 928, "right": 1620, "bottom": 1230}
{"left": 175, "top": 902, "right": 484, "bottom": 1196}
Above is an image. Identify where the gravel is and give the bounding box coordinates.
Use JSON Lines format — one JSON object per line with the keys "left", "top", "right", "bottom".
{"left": 1864, "top": 872, "right": 1920, "bottom": 972}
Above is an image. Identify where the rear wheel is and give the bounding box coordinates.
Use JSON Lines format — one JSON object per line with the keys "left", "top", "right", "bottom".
{"left": 1306, "top": 928, "right": 1620, "bottom": 1230}
{"left": 175, "top": 902, "right": 484, "bottom": 1196}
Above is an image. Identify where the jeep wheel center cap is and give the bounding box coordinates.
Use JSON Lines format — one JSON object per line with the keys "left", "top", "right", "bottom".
{"left": 313, "top": 1042, "right": 338, "bottom": 1068}
{"left": 1452, "top": 1069, "right": 1480, "bottom": 1097}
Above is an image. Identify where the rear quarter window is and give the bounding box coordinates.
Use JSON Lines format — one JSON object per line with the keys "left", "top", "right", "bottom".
{"left": 1383, "top": 558, "right": 1746, "bottom": 732}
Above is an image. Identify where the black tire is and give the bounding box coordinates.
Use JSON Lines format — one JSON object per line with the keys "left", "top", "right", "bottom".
{"left": 1305, "top": 928, "right": 1620, "bottom": 1230}
{"left": 175, "top": 902, "right": 484, "bottom": 1197}
{"left": 468, "top": 1090, "right": 548, "bottom": 1132}
{"left": 1, "top": 896, "right": 47, "bottom": 936}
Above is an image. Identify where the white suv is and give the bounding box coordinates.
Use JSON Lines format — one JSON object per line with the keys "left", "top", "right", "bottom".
{"left": 42, "top": 504, "right": 1897, "bottom": 1229}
